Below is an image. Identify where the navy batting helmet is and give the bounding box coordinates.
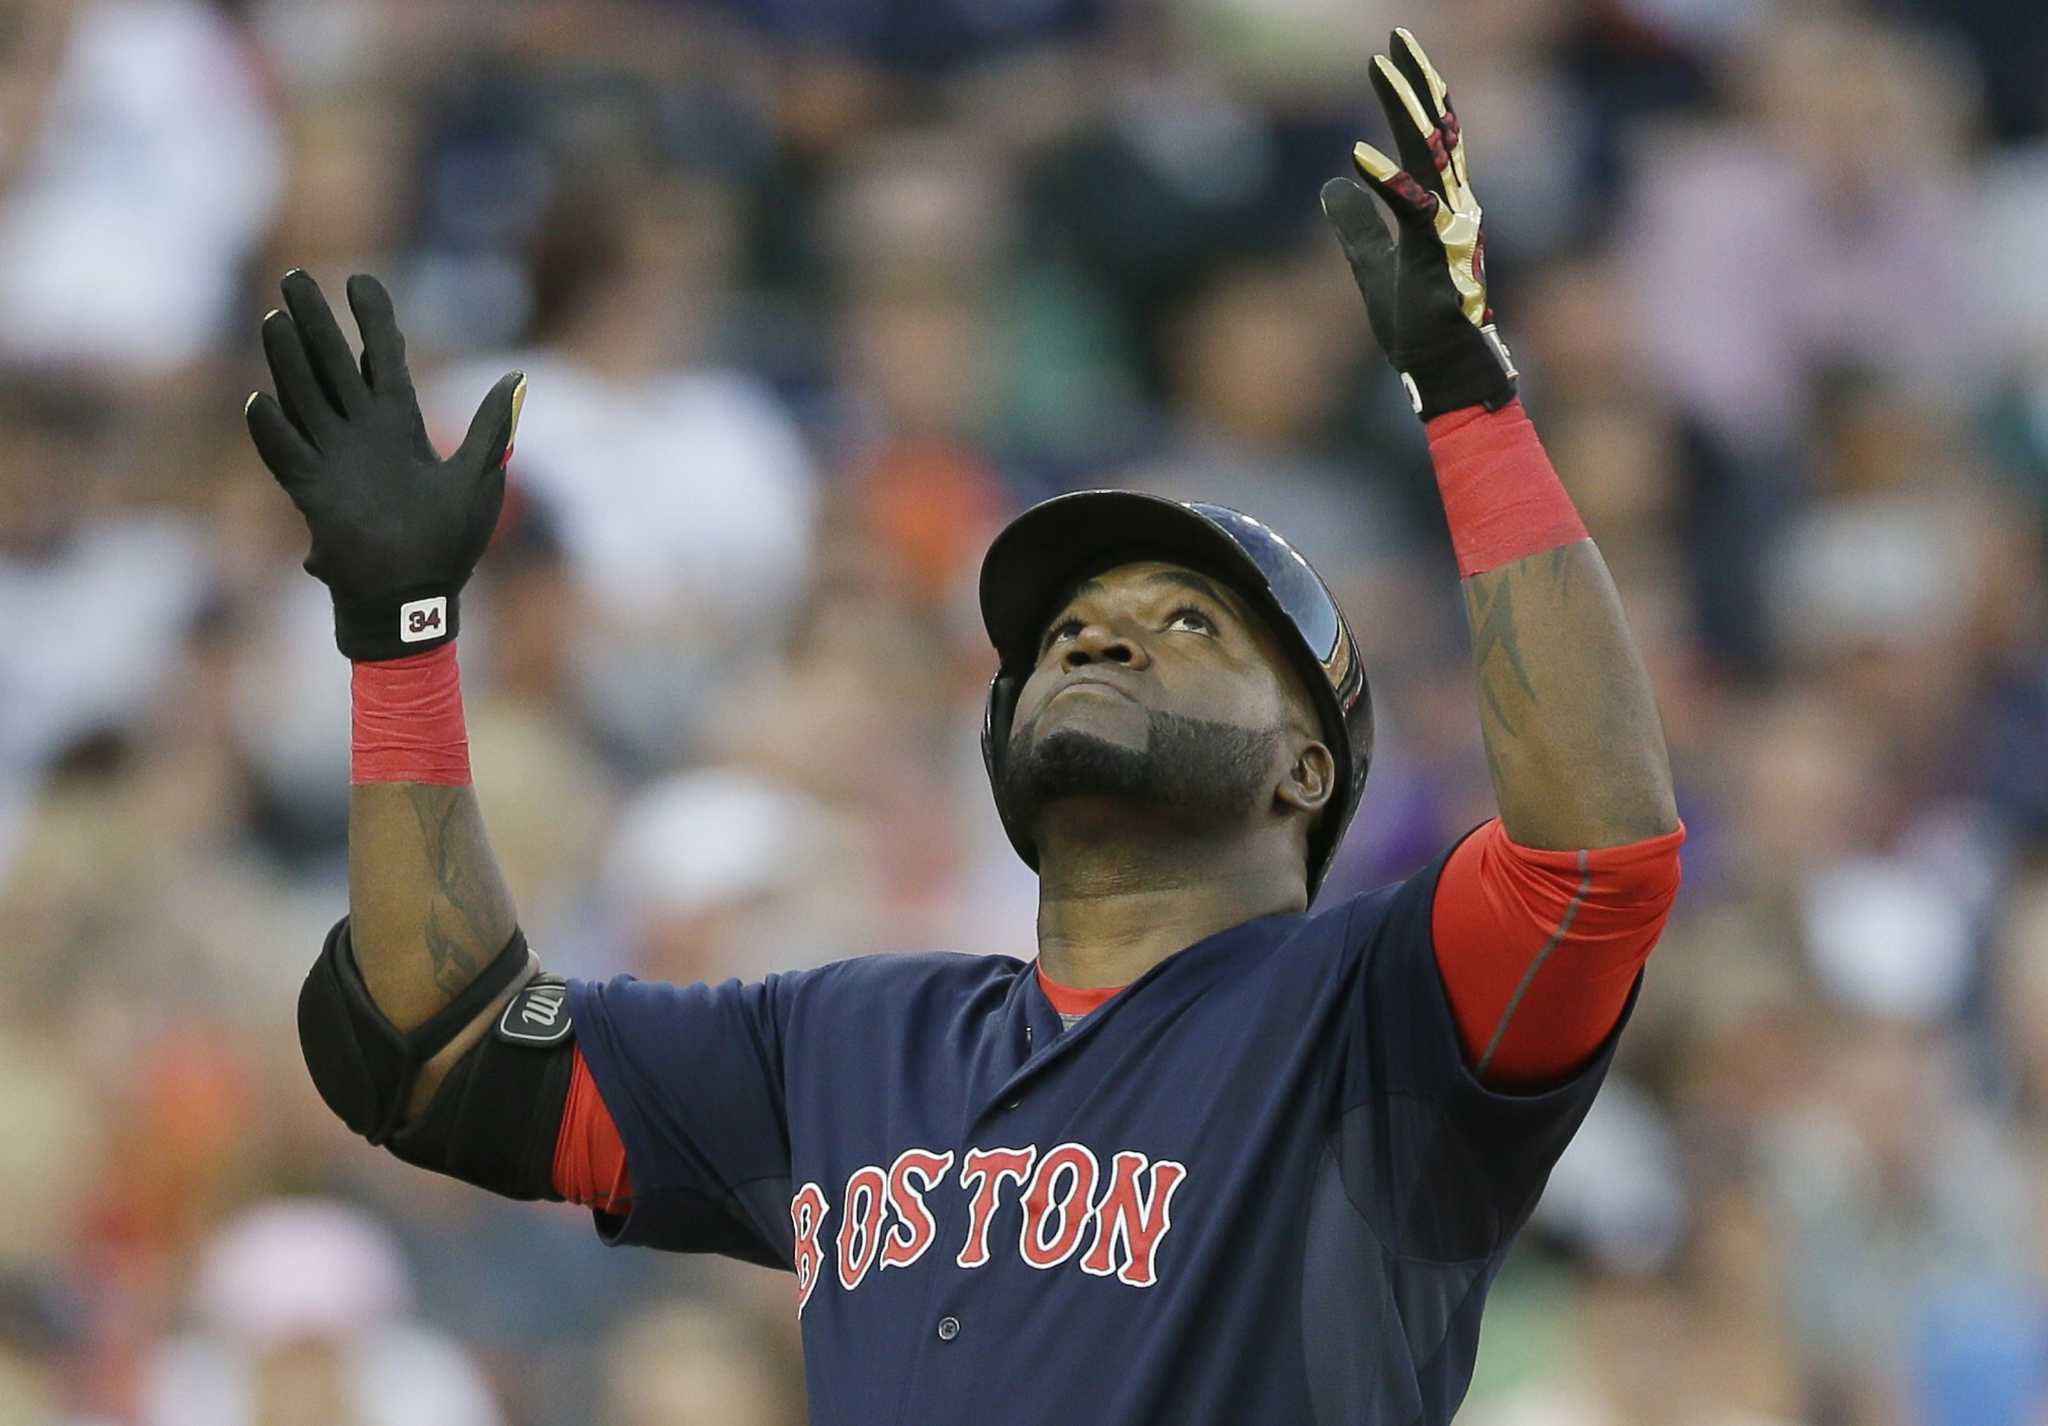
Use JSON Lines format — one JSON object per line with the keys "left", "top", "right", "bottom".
{"left": 979, "top": 491, "right": 1372, "bottom": 905}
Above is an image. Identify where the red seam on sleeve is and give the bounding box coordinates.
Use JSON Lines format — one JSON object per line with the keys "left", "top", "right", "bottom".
{"left": 1425, "top": 400, "right": 1588, "bottom": 578}
{"left": 1432, "top": 819, "right": 1684, "bottom": 1087}
{"left": 350, "top": 642, "right": 471, "bottom": 785}
{"left": 554, "top": 1049, "right": 633, "bottom": 1213}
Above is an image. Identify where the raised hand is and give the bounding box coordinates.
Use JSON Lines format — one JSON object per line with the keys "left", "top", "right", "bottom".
{"left": 246, "top": 270, "right": 525, "bottom": 660}
{"left": 1320, "top": 27, "right": 1518, "bottom": 420}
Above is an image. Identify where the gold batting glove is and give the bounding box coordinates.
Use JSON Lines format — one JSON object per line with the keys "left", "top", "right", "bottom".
{"left": 1320, "top": 27, "right": 1518, "bottom": 420}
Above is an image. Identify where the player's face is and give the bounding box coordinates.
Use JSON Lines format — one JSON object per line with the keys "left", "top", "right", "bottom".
{"left": 999, "top": 560, "right": 1322, "bottom": 841}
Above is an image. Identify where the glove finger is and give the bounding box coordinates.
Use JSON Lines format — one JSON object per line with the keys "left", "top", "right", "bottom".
{"left": 244, "top": 390, "right": 317, "bottom": 493}
{"left": 1370, "top": 55, "right": 1447, "bottom": 201}
{"left": 1389, "top": 28, "right": 1471, "bottom": 202}
{"left": 1350, "top": 141, "right": 1439, "bottom": 230}
{"left": 449, "top": 371, "right": 527, "bottom": 477}
{"left": 1319, "top": 177, "right": 1399, "bottom": 352}
{"left": 1389, "top": 29, "right": 1449, "bottom": 123}
{"left": 345, "top": 273, "right": 416, "bottom": 404}
{"left": 280, "top": 269, "right": 370, "bottom": 418}
{"left": 1321, "top": 178, "right": 1399, "bottom": 282}
{"left": 260, "top": 309, "right": 339, "bottom": 446}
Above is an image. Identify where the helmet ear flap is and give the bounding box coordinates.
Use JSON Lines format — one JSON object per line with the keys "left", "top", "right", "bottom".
{"left": 981, "top": 669, "right": 1038, "bottom": 873}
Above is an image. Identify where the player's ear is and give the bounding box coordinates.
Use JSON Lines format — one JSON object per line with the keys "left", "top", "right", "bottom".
{"left": 1273, "top": 739, "right": 1336, "bottom": 819}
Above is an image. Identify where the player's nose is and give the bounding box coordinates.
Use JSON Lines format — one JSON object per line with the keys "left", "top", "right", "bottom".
{"left": 1060, "top": 619, "right": 1149, "bottom": 671}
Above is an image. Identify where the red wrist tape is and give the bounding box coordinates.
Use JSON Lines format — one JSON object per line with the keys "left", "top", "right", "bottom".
{"left": 351, "top": 642, "right": 471, "bottom": 786}
{"left": 1426, "top": 399, "right": 1587, "bottom": 578}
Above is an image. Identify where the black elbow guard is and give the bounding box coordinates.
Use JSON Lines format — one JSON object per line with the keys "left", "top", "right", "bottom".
{"left": 385, "top": 977, "right": 576, "bottom": 1201}
{"left": 297, "top": 916, "right": 530, "bottom": 1144}
{"left": 299, "top": 917, "right": 575, "bottom": 1200}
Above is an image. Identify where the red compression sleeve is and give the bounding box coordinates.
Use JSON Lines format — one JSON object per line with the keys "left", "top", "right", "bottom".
{"left": 1426, "top": 399, "right": 1588, "bottom": 577}
{"left": 350, "top": 643, "right": 471, "bottom": 785}
{"left": 1432, "top": 819, "right": 1684, "bottom": 1088}
{"left": 553, "top": 1049, "right": 633, "bottom": 1213}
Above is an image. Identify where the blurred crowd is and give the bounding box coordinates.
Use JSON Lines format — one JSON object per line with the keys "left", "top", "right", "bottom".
{"left": 3, "top": 0, "right": 2048, "bottom": 1422}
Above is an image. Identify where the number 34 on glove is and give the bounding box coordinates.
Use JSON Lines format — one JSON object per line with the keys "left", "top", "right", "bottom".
{"left": 1321, "top": 27, "right": 1518, "bottom": 421}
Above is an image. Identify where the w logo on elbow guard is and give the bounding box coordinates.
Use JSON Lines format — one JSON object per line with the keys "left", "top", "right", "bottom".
{"left": 496, "top": 977, "right": 572, "bottom": 1047}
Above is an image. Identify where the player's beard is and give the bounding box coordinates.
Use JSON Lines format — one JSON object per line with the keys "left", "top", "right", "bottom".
{"left": 998, "top": 705, "right": 1284, "bottom": 840}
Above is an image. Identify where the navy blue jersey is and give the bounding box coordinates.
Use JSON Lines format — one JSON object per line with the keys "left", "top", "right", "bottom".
{"left": 565, "top": 844, "right": 1630, "bottom": 1425}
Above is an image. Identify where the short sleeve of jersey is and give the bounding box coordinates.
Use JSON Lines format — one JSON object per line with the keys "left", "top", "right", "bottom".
{"left": 564, "top": 972, "right": 804, "bottom": 1268}
{"left": 1337, "top": 841, "right": 1639, "bottom": 1264}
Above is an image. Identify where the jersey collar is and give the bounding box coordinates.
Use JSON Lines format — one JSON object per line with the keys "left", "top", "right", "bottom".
{"left": 1034, "top": 965, "right": 1125, "bottom": 1021}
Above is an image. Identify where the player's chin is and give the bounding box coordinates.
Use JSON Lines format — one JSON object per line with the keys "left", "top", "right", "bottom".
{"left": 1029, "top": 688, "right": 1149, "bottom": 739}
{"left": 1003, "top": 722, "right": 1150, "bottom": 809}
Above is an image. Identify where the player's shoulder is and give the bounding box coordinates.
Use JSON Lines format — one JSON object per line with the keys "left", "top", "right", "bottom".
{"left": 567, "top": 951, "right": 1031, "bottom": 1053}
{"left": 789, "top": 948, "right": 1030, "bottom": 1001}
{"left": 762, "top": 950, "right": 1031, "bottom": 1043}
{"left": 1303, "top": 845, "right": 1462, "bottom": 962}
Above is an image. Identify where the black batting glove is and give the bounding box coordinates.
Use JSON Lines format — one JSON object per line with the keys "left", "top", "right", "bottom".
{"left": 1320, "top": 27, "right": 1518, "bottom": 421}
{"left": 245, "top": 270, "right": 525, "bottom": 661}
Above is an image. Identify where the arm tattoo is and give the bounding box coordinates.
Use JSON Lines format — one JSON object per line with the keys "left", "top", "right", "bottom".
{"left": 422, "top": 907, "right": 479, "bottom": 996}
{"left": 405, "top": 784, "right": 498, "bottom": 995}
{"left": 1465, "top": 564, "right": 1537, "bottom": 738}
{"left": 1456, "top": 540, "right": 1680, "bottom": 848}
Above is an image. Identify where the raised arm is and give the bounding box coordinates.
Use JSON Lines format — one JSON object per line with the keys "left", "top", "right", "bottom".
{"left": 1439, "top": 468, "right": 1677, "bottom": 847}
{"left": 1322, "top": 30, "right": 1681, "bottom": 1088}
{"left": 247, "top": 271, "right": 558, "bottom": 1156}
{"left": 349, "top": 736, "right": 522, "bottom": 1112}
{"left": 1322, "top": 30, "right": 1676, "bottom": 850}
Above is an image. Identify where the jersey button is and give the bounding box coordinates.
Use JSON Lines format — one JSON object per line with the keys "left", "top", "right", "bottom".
{"left": 937, "top": 1316, "right": 961, "bottom": 1342}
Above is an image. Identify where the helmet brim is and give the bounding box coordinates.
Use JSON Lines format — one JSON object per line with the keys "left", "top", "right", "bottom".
{"left": 981, "top": 490, "right": 1303, "bottom": 671}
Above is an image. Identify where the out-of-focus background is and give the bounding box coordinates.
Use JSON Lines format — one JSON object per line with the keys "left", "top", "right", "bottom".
{"left": 3, "top": 0, "right": 2047, "bottom": 1421}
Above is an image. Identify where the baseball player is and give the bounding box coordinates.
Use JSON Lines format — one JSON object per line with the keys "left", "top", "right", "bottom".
{"left": 248, "top": 30, "right": 1682, "bottom": 1425}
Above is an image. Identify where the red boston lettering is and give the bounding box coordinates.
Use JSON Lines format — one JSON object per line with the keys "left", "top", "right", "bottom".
{"left": 956, "top": 1146, "right": 1036, "bottom": 1269}
{"left": 791, "top": 1183, "right": 830, "bottom": 1318}
{"left": 880, "top": 1148, "right": 956, "bottom": 1271}
{"left": 1020, "top": 1143, "right": 1100, "bottom": 1270}
{"left": 1080, "top": 1151, "right": 1187, "bottom": 1288}
{"left": 790, "top": 1142, "right": 1189, "bottom": 1306}
{"left": 837, "top": 1165, "right": 888, "bottom": 1292}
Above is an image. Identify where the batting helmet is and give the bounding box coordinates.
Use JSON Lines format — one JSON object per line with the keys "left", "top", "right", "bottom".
{"left": 979, "top": 490, "right": 1373, "bottom": 905}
